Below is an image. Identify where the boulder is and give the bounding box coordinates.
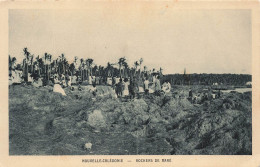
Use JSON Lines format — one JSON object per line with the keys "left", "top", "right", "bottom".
{"left": 87, "top": 110, "right": 107, "bottom": 130}
{"left": 84, "top": 142, "right": 92, "bottom": 150}
{"left": 53, "top": 84, "right": 66, "bottom": 96}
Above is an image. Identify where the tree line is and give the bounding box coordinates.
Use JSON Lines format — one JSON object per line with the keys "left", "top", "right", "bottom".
{"left": 9, "top": 47, "right": 251, "bottom": 86}
{"left": 163, "top": 73, "right": 252, "bottom": 86}
{"left": 9, "top": 47, "right": 163, "bottom": 84}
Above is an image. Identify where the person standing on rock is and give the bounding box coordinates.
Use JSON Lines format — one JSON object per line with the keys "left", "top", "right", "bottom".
{"left": 116, "top": 78, "right": 123, "bottom": 98}
{"left": 133, "top": 77, "right": 139, "bottom": 98}
{"left": 91, "top": 83, "right": 97, "bottom": 96}
{"left": 123, "top": 78, "right": 129, "bottom": 97}
{"left": 154, "top": 75, "right": 161, "bottom": 96}
{"left": 144, "top": 77, "right": 149, "bottom": 95}
{"left": 112, "top": 76, "right": 116, "bottom": 90}
{"left": 88, "top": 75, "right": 92, "bottom": 85}
{"left": 54, "top": 75, "right": 60, "bottom": 84}
{"left": 129, "top": 78, "right": 137, "bottom": 99}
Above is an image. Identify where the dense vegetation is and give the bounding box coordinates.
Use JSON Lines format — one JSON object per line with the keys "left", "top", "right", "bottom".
{"left": 163, "top": 73, "right": 251, "bottom": 86}
{"left": 9, "top": 48, "right": 251, "bottom": 88}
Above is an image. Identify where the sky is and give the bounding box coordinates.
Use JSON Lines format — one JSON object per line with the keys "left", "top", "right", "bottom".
{"left": 9, "top": 8, "right": 251, "bottom": 74}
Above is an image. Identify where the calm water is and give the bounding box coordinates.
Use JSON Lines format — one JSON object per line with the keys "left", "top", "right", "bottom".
{"left": 222, "top": 88, "right": 252, "bottom": 93}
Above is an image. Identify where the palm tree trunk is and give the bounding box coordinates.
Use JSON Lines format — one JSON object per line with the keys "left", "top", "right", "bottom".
{"left": 119, "top": 66, "right": 121, "bottom": 78}
{"left": 25, "top": 63, "right": 28, "bottom": 82}
{"left": 83, "top": 69, "right": 85, "bottom": 81}
{"left": 47, "top": 65, "right": 49, "bottom": 82}
{"left": 80, "top": 70, "right": 82, "bottom": 81}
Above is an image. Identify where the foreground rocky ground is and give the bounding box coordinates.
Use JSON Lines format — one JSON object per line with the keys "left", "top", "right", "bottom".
{"left": 9, "top": 85, "right": 252, "bottom": 155}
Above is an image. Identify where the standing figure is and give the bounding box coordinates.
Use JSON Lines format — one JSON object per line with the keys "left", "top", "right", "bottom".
{"left": 154, "top": 75, "right": 161, "bottom": 96}
{"left": 129, "top": 78, "right": 136, "bottom": 99}
{"left": 123, "top": 78, "right": 129, "bottom": 97}
{"left": 112, "top": 76, "right": 116, "bottom": 89}
{"left": 144, "top": 77, "right": 149, "bottom": 95}
{"left": 116, "top": 78, "right": 123, "bottom": 98}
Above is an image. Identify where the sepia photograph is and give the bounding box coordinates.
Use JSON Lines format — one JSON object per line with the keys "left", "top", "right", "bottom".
{"left": 7, "top": 8, "right": 253, "bottom": 156}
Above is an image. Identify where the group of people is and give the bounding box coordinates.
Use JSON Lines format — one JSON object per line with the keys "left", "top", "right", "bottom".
{"left": 188, "top": 88, "right": 222, "bottom": 104}
{"left": 9, "top": 65, "right": 174, "bottom": 99}
{"left": 113, "top": 75, "right": 171, "bottom": 99}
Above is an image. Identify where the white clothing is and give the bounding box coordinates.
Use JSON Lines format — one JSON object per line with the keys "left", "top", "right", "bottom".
{"left": 149, "top": 88, "right": 154, "bottom": 93}
{"left": 123, "top": 82, "right": 129, "bottom": 96}
{"left": 107, "top": 77, "right": 112, "bottom": 85}
{"left": 68, "top": 76, "right": 72, "bottom": 86}
{"left": 54, "top": 78, "right": 59, "bottom": 84}
{"left": 28, "top": 75, "right": 33, "bottom": 82}
{"left": 88, "top": 76, "right": 92, "bottom": 85}
{"left": 139, "top": 87, "right": 144, "bottom": 93}
{"left": 115, "top": 78, "right": 120, "bottom": 84}
{"left": 144, "top": 80, "right": 149, "bottom": 90}
{"left": 89, "top": 86, "right": 97, "bottom": 93}
{"left": 71, "top": 76, "right": 77, "bottom": 84}
{"left": 162, "top": 82, "right": 171, "bottom": 93}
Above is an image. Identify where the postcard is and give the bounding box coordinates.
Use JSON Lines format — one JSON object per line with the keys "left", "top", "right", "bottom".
{"left": 0, "top": 1, "right": 260, "bottom": 166}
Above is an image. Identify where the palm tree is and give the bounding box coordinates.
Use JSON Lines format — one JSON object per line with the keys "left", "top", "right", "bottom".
{"left": 98, "top": 65, "right": 102, "bottom": 76}
{"left": 71, "top": 56, "right": 79, "bottom": 79}
{"left": 9, "top": 55, "right": 16, "bottom": 76}
{"left": 30, "top": 54, "right": 34, "bottom": 73}
{"left": 106, "top": 62, "right": 112, "bottom": 77}
{"left": 23, "top": 47, "right": 30, "bottom": 82}
{"left": 38, "top": 57, "right": 44, "bottom": 76}
{"left": 118, "top": 57, "right": 126, "bottom": 78}
{"left": 44, "top": 53, "right": 48, "bottom": 81}
{"left": 143, "top": 66, "right": 147, "bottom": 76}
{"left": 93, "top": 65, "right": 98, "bottom": 76}
{"left": 73, "top": 56, "right": 79, "bottom": 72}
{"left": 86, "top": 58, "right": 94, "bottom": 77}
{"left": 9, "top": 55, "right": 12, "bottom": 70}
{"left": 138, "top": 58, "right": 144, "bottom": 80}
{"left": 48, "top": 54, "right": 52, "bottom": 79}
{"left": 139, "top": 58, "right": 143, "bottom": 73}
{"left": 11, "top": 57, "right": 17, "bottom": 70}
{"left": 44, "top": 52, "right": 48, "bottom": 72}
{"left": 44, "top": 53, "right": 52, "bottom": 82}
{"left": 134, "top": 61, "right": 139, "bottom": 76}
{"left": 122, "top": 61, "right": 129, "bottom": 78}
{"left": 61, "top": 53, "right": 66, "bottom": 74}
{"left": 69, "top": 63, "right": 75, "bottom": 76}
{"left": 34, "top": 55, "right": 40, "bottom": 76}
{"left": 64, "top": 59, "right": 69, "bottom": 75}
{"left": 80, "top": 58, "right": 84, "bottom": 81}
{"left": 9, "top": 55, "right": 12, "bottom": 77}
{"left": 159, "top": 67, "right": 163, "bottom": 75}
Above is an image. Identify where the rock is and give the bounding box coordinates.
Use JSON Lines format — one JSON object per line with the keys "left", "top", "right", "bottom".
{"left": 135, "top": 114, "right": 150, "bottom": 126}
{"left": 76, "top": 120, "right": 88, "bottom": 128}
{"left": 131, "top": 99, "right": 148, "bottom": 114}
{"left": 121, "top": 112, "right": 132, "bottom": 124}
{"left": 131, "top": 126, "right": 147, "bottom": 138}
{"left": 150, "top": 117, "right": 159, "bottom": 123}
{"left": 52, "top": 117, "right": 71, "bottom": 129}
{"left": 87, "top": 110, "right": 107, "bottom": 129}
{"left": 139, "top": 87, "right": 144, "bottom": 93}
{"left": 106, "top": 111, "right": 120, "bottom": 124}
{"left": 84, "top": 142, "right": 92, "bottom": 150}
{"left": 53, "top": 84, "right": 66, "bottom": 96}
